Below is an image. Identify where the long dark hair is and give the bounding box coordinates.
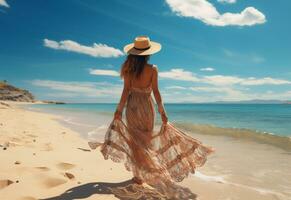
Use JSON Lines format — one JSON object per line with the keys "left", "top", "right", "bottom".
{"left": 120, "top": 54, "right": 150, "bottom": 79}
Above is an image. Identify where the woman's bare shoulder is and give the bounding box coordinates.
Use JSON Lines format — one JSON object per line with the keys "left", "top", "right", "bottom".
{"left": 151, "top": 64, "right": 158, "bottom": 75}
{"left": 146, "top": 64, "right": 158, "bottom": 71}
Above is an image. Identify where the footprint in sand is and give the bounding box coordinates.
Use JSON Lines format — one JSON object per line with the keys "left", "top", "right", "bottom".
{"left": 43, "top": 177, "right": 67, "bottom": 188}
{"left": 6, "top": 141, "right": 22, "bottom": 147}
{"left": 0, "top": 102, "right": 10, "bottom": 107}
{"left": 0, "top": 179, "right": 14, "bottom": 189}
{"left": 64, "top": 172, "right": 75, "bottom": 180}
{"left": 77, "top": 147, "right": 91, "bottom": 152}
{"left": 14, "top": 161, "right": 21, "bottom": 165}
{"left": 26, "top": 134, "right": 38, "bottom": 138}
{"left": 41, "top": 143, "right": 53, "bottom": 151}
{"left": 34, "top": 166, "right": 50, "bottom": 172}
{"left": 56, "top": 162, "right": 76, "bottom": 170}
{"left": 11, "top": 137, "right": 22, "bottom": 142}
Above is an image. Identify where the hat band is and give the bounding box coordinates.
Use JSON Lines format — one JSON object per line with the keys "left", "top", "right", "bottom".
{"left": 134, "top": 45, "right": 151, "bottom": 51}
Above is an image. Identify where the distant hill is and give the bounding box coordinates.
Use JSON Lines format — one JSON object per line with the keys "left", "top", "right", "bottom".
{"left": 0, "top": 81, "right": 34, "bottom": 102}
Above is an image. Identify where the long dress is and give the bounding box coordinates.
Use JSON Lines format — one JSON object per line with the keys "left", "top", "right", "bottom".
{"left": 89, "top": 85, "right": 214, "bottom": 198}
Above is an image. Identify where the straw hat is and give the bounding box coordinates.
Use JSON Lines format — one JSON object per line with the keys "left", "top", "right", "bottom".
{"left": 123, "top": 36, "right": 161, "bottom": 56}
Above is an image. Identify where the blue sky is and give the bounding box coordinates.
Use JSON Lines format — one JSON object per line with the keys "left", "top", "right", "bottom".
{"left": 0, "top": 0, "right": 291, "bottom": 103}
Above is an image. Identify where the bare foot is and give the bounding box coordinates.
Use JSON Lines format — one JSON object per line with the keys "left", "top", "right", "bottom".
{"left": 132, "top": 177, "right": 143, "bottom": 185}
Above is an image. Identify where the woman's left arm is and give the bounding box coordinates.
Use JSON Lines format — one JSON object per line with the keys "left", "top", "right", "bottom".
{"left": 114, "top": 74, "right": 130, "bottom": 120}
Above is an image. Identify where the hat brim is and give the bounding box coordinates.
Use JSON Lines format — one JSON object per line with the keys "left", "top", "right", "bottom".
{"left": 123, "top": 41, "right": 161, "bottom": 56}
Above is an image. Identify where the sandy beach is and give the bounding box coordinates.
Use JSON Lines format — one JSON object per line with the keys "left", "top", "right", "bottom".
{"left": 1, "top": 101, "right": 290, "bottom": 200}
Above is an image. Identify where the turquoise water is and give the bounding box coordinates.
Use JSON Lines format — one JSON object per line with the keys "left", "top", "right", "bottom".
{"left": 29, "top": 103, "right": 291, "bottom": 136}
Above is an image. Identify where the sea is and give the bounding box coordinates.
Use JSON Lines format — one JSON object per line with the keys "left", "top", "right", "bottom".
{"left": 27, "top": 103, "right": 291, "bottom": 135}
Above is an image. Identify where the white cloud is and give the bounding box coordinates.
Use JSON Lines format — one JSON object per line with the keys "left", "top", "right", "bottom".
{"left": 162, "top": 68, "right": 291, "bottom": 102}
{"left": 31, "top": 80, "right": 99, "bottom": 94}
{"left": 217, "top": 0, "right": 236, "bottom": 4}
{"left": 30, "top": 80, "right": 122, "bottom": 97}
{"left": 242, "top": 77, "right": 291, "bottom": 86}
{"left": 162, "top": 87, "right": 248, "bottom": 103}
{"left": 159, "top": 68, "right": 200, "bottom": 82}
{"left": 200, "top": 67, "right": 215, "bottom": 71}
{"left": 191, "top": 86, "right": 248, "bottom": 100}
{"left": 165, "top": 0, "right": 266, "bottom": 26}
{"left": 202, "top": 75, "right": 243, "bottom": 85}
{"left": 43, "top": 39, "right": 124, "bottom": 58}
{"left": 190, "top": 86, "right": 225, "bottom": 92}
{"left": 165, "top": 86, "right": 187, "bottom": 90}
{"left": 164, "top": 85, "right": 291, "bottom": 103}
{"left": 89, "top": 69, "right": 119, "bottom": 76}
{"left": 0, "top": 0, "right": 9, "bottom": 7}
{"left": 160, "top": 68, "right": 291, "bottom": 86}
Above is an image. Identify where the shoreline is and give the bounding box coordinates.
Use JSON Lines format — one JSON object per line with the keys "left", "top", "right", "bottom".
{"left": 0, "top": 101, "right": 290, "bottom": 200}
{"left": 25, "top": 102, "right": 291, "bottom": 152}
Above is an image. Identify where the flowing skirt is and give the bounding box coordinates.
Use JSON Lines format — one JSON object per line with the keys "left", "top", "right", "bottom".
{"left": 89, "top": 89, "right": 214, "bottom": 198}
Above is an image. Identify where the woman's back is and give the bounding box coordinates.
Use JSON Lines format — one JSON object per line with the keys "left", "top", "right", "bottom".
{"left": 129, "top": 64, "right": 154, "bottom": 89}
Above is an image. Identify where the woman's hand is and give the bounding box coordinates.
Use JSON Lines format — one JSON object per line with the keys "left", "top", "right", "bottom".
{"left": 114, "top": 110, "right": 122, "bottom": 120}
{"left": 157, "top": 102, "right": 168, "bottom": 124}
{"left": 161, "top": 112, "right": 168, "bottom": 124}
{"left": 158, "top": 105, "right": 164, "bottom": 114}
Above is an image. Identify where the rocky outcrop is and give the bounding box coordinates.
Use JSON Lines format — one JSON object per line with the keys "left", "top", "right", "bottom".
{"left": 0, "top": 82, "right": 34, "bottom": 102}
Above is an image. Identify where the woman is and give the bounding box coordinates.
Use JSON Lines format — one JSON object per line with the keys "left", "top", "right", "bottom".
{"left": 89, "top": 36, "right": 213, "bottom": 197}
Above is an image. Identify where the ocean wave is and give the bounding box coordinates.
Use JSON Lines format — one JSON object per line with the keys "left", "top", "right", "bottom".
{"left": 87, "top": 124, "right": 108, "bottom": 140}
{"left": 173, "top": 122, "right": 291, "bottom": 152}
{"left": 62, "top": 117, "right": 96, "bottom": 127}
{"left": 194, "top": 171, "right": 226, "bottom": 183}
{"left": 193, "top": 171, "right": 286, "bottom": 198}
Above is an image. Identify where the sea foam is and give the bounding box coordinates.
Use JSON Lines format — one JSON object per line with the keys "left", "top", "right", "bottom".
{"left": 175, "top": 122, "right": 291, "bottom": 152}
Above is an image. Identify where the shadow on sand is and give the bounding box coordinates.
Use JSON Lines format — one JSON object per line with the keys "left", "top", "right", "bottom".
{"left": 40, "top": 179, "right": 197, "bottom": 200}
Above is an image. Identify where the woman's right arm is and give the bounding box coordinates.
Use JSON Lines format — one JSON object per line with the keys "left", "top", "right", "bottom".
{"left": 152, "top": 66, "right": 168, "bottom": 124}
